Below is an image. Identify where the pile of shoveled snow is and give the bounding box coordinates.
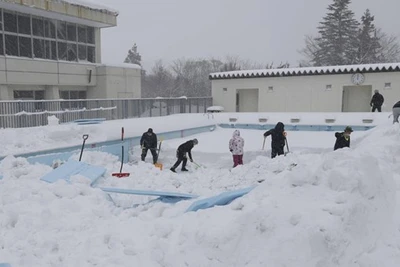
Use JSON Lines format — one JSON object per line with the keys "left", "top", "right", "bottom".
{"left": 0, "top": 125, "right": 400, "bottom": 266}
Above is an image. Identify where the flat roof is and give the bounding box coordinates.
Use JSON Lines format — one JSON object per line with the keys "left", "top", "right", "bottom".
{"left": 0, "top": 0, "right": 118, "bottom": 28}
{"left": 209, "top": 63, "right": 400, "bottom": 80}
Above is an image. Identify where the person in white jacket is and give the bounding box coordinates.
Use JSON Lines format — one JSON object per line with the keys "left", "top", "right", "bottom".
{"left": 229, "top": 130, "right": 244, "bottom": 167}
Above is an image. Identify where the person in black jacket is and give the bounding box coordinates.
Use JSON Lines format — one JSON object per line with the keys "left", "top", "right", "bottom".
{"left": 334, "top": 126, "right": 353, "bottom": 151}
{"left": 140, "top": 128, "right": 158, "bottom": 164}
{"left": 170, "top": 139, "right": 198, "bottom": 173}
{"left": 370, "top": 90, "right": 384, "bottom": 112}
{"left": 392, "top": 101, "right": 400, "bottom": 123}
{"left": 263, "top": 122, "right": 286, "bottom": 158}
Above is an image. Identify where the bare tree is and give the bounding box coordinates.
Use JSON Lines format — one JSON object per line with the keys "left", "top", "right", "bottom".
{"left": 375, "top": 28, "right": 400, "bottom": 63}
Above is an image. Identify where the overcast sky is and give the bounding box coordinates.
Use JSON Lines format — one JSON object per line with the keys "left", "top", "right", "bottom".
{"left": 98, "top": 0, "right": 400, "bottom": 70}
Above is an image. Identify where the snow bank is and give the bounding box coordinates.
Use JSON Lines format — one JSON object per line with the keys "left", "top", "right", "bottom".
{"left": 1, "top": 117, "right": 400, "bottom": 266}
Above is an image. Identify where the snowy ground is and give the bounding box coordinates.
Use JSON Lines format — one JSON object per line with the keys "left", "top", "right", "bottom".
{"left": 1, "top": 113, "right": 400, "bottom": 266}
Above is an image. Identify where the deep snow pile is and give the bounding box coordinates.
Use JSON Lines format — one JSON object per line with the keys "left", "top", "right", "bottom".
{"left": 1, "top": 125, "right": 400, "bottom": 266}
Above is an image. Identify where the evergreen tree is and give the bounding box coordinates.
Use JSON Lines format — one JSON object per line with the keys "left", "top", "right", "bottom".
{"left": 124, "top": 43, "right": 142, "bottom": 66}
{"left": 357, "top": 9, "right": 381, "bottom": 64}
{"left": 314, "top": 0, "right": 360, "bottom": 66}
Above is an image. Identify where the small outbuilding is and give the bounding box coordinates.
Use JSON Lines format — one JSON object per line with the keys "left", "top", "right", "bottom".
{"left": 210, "top": 63, "right": 400, "bottom": 112}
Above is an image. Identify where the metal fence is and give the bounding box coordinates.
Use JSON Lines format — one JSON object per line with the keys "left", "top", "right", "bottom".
{"left": 0, "top": 97, "right": 213, "bottom": 128}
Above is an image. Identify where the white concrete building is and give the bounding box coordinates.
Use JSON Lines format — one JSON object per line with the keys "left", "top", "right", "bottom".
{"left": 210, "top": 63, "right": 400, "bottom": 112}
{"left": 0, "top": 0, "right": 141, "bottom": 101}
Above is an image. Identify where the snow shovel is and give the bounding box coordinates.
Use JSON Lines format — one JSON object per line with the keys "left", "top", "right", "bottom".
{"left": 284, "top": 138, "right": 291, "bottom": 156}
{"left": 112, "top": 127, "right": 130, "bottom": 178}
{"left": 262, "top": 136, "right": 266, "bottom": 150}
{"left": 154, "top": 138, "right": 163, "bottom": 170}
{"left": 79, "top": 134, "right": 89, "bottom": 162}
{"left": 192, "top": 161, "right": 206, "bottom": 169}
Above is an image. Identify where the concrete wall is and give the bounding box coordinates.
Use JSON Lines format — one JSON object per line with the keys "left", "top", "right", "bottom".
{"left": 211, "top": 72, "right": 400, "bottom": 112}
{"left": 95, "top": 65, "right": 141, "bottom": 99}
{"left": 1, "top": 0, "right": 117, "bottom": 27}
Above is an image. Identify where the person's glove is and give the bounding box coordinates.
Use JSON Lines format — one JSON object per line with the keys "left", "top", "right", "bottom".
{"left": 230, "top": 149, "right": 233, "bottom": 152}
{"left": 190, "top": 159, "right": 193, "bottom": 162}
{"left": 283, "top": 131, "right": 287, "bottom": 137}
{"left": 141, "top": 145, "right": 145, "bottom": 150}
{"left": 263, "top": 133, "right": 267, "bottom": 137}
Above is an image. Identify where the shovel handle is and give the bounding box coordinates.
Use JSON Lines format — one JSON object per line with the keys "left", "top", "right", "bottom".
{"left": 83, "top": 134, "right": 89, "bottom": 141}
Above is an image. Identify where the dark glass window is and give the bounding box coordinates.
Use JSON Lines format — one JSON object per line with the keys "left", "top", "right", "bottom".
{"left": 45, "top": 19, "right": 56, "bottom": 38}
{"left": 67, "top": 43, "right": 77, "bottom": 61}
{"left": 5, "top": 35, "right": 18, "bottom": 56}
{"left": 51, "top": 41, "right": 57, "bottom": 60}
{"left": 18, "top": 15, "right": 31, "bottom": 35}
{"left": 32, "top": 17, "right": 44, "bottom": 37}
{"left": 70, "top": 91, "right": 79, "bottom": 99}
{"left": 34, "top": 90, "right": 45, "bottom": 100}
{"left": 58, "top": 42, "right": 67, "bottom": 60}
{"left": 57, "top": 21, "right": 66, "bottom": 40}
{"left": 19, "top": 37, "right": 32, "bottom": 58}
{"left": 87, "top": 27, "right": 94, "bottom": 44}
{"left": 43, "top": 40, "right": 50, "bottom": 59}
{"left": 4, "top": 12, "right": 17, "bottom": 33}
{"left": 78, "top": 26, "right": 86, "bottom": 43}
{"left": 33, "top": 38, "right": 45, "bottom": 58}
{"left": 0, "top": 35, "right": 4, "bottom": 55}
{"left": 87, "top": 46, "right": 95, "bottom": 63}
{"left": 14, "top": 91, "right": 34, "bottom": 99}
{"left": 0, "top": 9, "right": 3, "bottom": 31}
{"left": 67, "top": 23, "right": 76, "bottom": 41}
{"left": 79, "top": 91, "right": 87, "bottom": 99}
{"left": 60, "top": 91, "right": 69, "bottom": 99}
{"left": 78, "top": 45, "right": 86, "bottom": 61}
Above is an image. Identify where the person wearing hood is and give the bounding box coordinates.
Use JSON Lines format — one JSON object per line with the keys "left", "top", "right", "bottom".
{"left": 334, "top": 126, "right": 353, "bottom": 150}
{"left": 229, "top": 130, "right": 244, "bottom": 167}
{"left": 263, "top": 122, "right": 286, "bottom": 158}
{"left": 140, "top": 128, "right": 158, "bottom": 164}
{"left": 170, "top": 139, "right": 198, "bottom": 173}
{"left": 370, "top": 90, "right": 384, "bottom": 112}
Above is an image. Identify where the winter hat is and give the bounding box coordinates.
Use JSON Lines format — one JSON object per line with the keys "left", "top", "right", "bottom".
{"left": 344, "top": 126, "right": 353, "bottom": 133}
{"left": 374, "top": 89, "right": 379, "bottom": 93}
{"left": 147, "top": 128, "right": 153, "bottom": 133}
{"left": 193, "top": 138, "right": 198, "bottom": 145}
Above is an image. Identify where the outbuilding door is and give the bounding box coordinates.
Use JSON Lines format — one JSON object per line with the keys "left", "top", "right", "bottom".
{"left": 236, "top": 89, "right": 259, "bottom": 112}
{"left": 342, "top": 85, "right": 372, "bottom": 112}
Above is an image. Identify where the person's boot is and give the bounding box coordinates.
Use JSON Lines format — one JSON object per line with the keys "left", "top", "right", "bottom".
{"left": 170, "top": 168, "right": 176, "bottom": 173}
{"left": 181, "top": 168, "right": 189, "bottom": 172}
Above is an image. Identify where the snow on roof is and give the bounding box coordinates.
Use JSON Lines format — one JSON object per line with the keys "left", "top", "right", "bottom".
{"left": 57, "top": 0, "right": 119, "bottom": 16}
{"left": 209, "top": 62, "right": 400, "bottom": 80}
{"left": 97, "top": 62, "right": 142, "bottom": 70}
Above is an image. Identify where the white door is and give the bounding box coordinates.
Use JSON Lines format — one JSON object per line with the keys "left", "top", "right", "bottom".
{"left": 237, "top": 89, "right": 259, "bottom": 112}
{"left": 342, "top": 86, "right": 372, "bottom": 112}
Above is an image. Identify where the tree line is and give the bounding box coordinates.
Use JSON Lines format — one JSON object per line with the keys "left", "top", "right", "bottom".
{"left": 123, "top": 0, "right": 400, "bottom": 97}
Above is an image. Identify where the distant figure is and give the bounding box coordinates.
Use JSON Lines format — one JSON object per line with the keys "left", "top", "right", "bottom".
{"left": 263, "top": 122, "right": 286, "bottom": 158}
{"left": 140, "top": 128, "right": 158, "bottom": 164}
{"left": 229, "top": 130, "right": 244, "bottom": 168}
{"left": 170, "top": 139, "right": 198, "bottom": 173}
{"left": 334, "top": 126, "right": 353, "bottom": 151}
{"left": 392, "top": 101, "right": 400, "bottom": 123}
{"left": 370, "top": 90, "right": 384, "bottom": 112}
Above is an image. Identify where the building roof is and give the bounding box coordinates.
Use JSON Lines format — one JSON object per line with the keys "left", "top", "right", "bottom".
{"left": 59, "top": 0, "right": 119, "bottom": 16}
{"left": 209, "top": 62, "right": 400, "bottom": 80}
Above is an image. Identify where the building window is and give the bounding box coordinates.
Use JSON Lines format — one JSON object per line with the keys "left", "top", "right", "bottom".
{"left": 326, "top": 84, "right": 332, "bottom": 91}
{"left": 19, "top": 36, "right": 32, "bottom": 58}
{"left": 0, "top": 8, "right": 97, "bottom": 63}
{"left": 223, "top": 88, "right": 227, "bottom": 92}
{"left": 5, "top": 35, "right": 18, "bottom": 56}
{"left": 4, "top": 12, "right": 17, "bottom": 33}
{"left": 384, "top": 82, "right": 391, "bottom": 89}
{"left": 60, "top": 90, "right": 87, "bottom": 99}
{"left": 13, "top": 90, "right": 44, "bottom": 100}
{"left": 268, "top": 86, "right": 274, "bottom": 92}
{"left": 18, "top": 14, "right": 31, "bottom": 35}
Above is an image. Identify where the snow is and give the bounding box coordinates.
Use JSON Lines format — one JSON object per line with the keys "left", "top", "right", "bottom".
{"left": 57, "top": 0, "right": 119, "bottom": 16}
{"left": 210, "top": 62, "right": 400, "bottom": 79}
{"left": 97, "top": 62, "right": 142, "bottom": 70}
{"left": 1, "top": 112, "right": 400, "bottom": 266}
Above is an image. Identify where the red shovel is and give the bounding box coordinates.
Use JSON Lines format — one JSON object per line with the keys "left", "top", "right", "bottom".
{"left": 112, "top": 127, "right": 130, "bottom": 178}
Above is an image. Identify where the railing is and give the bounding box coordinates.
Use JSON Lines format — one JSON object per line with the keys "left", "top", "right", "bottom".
{"left": 0, "top": 97, "right": 213, "bottom": 128}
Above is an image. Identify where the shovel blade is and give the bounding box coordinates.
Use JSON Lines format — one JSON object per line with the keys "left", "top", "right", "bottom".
{"left": 112, "top": 173, "right": 130, "bottom": 178}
